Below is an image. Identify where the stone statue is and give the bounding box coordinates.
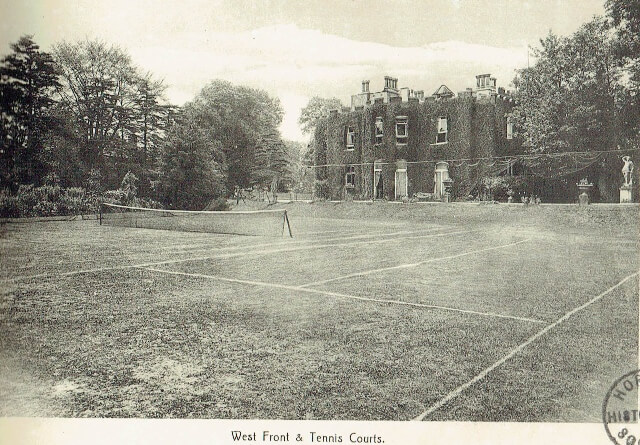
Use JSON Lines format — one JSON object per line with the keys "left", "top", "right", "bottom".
{"left": 622, "top": 156, "right": 634, "bottom": 186}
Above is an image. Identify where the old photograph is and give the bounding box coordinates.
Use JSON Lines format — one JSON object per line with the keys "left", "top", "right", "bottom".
{"left": 1, "top": 0, "right": 639, "bottom": 443}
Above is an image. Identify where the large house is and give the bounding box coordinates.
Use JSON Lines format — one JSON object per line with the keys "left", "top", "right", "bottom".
{"left": 314, "top": 74, "right": 521, "bottom": 201}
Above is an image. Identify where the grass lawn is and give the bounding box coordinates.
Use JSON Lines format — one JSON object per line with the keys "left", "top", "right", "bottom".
{"left": 0, "top": 201, "right": 638, "bottom": 420}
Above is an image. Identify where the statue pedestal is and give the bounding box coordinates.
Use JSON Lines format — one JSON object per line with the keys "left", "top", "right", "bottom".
{"left": 442, "top": 178, "right": 454, "bottom": 203}
{"left": 620, "top": 185, "right": 633, "bottom": 203}
{"left": 576, "top": 182, "right": 594, "bottom": 206}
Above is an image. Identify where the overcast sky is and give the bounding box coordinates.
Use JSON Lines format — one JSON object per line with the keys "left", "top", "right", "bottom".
{"left": 1, "top": 0, "right": 605, "bottom": 142}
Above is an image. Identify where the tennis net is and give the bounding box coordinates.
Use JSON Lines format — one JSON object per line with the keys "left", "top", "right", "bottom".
{"left": 99, "top": 203, "right": 292, "bottom": 237}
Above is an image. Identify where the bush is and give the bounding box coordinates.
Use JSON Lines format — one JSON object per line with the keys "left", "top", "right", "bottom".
{"left": 2, "top": 185, "right": 101, "bottom": 217}
{"left": 205, "top": 197, "right": 230, "bottom": 211}
{"left": 0, "top": 189, "right": 19, "bottom": 218}
{"left": 314, "top": 179, "right": 331, "bottom": 200}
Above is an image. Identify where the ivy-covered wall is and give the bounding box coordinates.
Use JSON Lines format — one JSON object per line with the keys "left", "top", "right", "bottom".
{"left": 314, "top": 96, "right": 519, "bottom": 200}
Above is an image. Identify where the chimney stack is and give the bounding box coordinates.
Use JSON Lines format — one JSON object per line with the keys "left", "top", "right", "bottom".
{"left": 362, "top": 80, "right": 370, "bottom": 93}
{"left": 384, "top": 76, "right": 399, "bottom": 90}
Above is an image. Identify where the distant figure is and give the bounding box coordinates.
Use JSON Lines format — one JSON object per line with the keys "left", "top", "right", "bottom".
{"left": 622, "top": 156, "right": 634, "bottom": 186}
{"left": 535, "top": 196, "right": 541, "bottom": 205}
{"left": 521, "top": 195, "right": 529, "bottom": 206}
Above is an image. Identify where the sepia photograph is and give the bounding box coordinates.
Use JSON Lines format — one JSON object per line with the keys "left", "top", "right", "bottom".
{"left": 0, "top": 0, "right": 639, "bottom": 443}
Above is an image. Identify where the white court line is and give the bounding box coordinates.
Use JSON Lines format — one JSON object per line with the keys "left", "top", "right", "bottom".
{"left": 141, "top": 267, "right": 546, "bottom": 324}
{"left": 300, "top": 238, "right": 531, "bottom": 288}
{"left": 412, "top": 271, "right": 640, "bottom": 421}
{"left": 4, "top": 228, "right": 478, "bottom": 282}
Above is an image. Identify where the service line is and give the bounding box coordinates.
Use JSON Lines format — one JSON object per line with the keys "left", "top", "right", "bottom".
{"left": 140, "top": 266, "right": 546, "bottom": 325}
{"left": 4, "top": 228, "right": 481, "bottom": 282}
{"left": 299, "top": 238, "right": 531, "bottom": 288}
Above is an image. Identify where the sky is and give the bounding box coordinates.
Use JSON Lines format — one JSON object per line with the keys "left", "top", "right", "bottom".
{"left": 1, "top": 0, "right": 606, "bottom": 142}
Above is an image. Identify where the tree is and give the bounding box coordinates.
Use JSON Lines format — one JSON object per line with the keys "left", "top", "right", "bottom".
{"left": 283, "top": 139, "right": 313, "bottom": 193}
{"left": 131, "top": 72, "right": 168, "bottom": 195}
{"left": 185, "top": 80, "right": 284, "bottom": 189}
{"left": 606, "top": 0, "right": 640, "bottom": 147}
{"left": 298, "top": 96, "right": 342, "bottom": 135}
{"left": 53, "top": 40, "right": 141, "bottom": 187}
{"left": 158, "top": 111, "right": 226, "bottom": 210}
{"left": 298, "top": 97, "right": 342, "bottom": 169}
{"left": 0, "top": 35, "right": 59, "bottom": 188}
{"left": 252, "top": 130, "right": 291, "bottom": 200}
{"left": 607, "top": 0, "right": 640, "bottom": 86}
{"left": 510, "top": 19, "right": 629, "bottom": 201}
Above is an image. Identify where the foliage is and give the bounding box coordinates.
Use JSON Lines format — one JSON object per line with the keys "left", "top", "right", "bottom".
{"left": 1, "top": 35, "right": 293, "bottom": 211}
{"left": 299, "top": 97, "right": 343, "bottom": 167}
{"left": 157, "top": 113, "right": 226, "bottom": 210}
{"left": 185, "top": 80, "right": 283, "bottom": 190}
{"left": 0, "top": 185, "right": 98, "bottom": 217}
{"left": 313, "top": 179, "right": 332, "bottom": 200}
{"left": 606, "top": 0, "right": 640, "bottom": 89}
{"left": 120, "top": 171, "right": 138, "bottom": 202}
{"left": 285, "top": 140, "right": 314, "bottom": 193}
{"left": 511, "top": 20, "right": 625, "bottom": 155}
{"left": 299, "top": 96, "right": 343, "bottom": 135}
{"left": 510, "top": 15, "right": 640, "bottom": 201}
{"left": 253, "top": 130, "right": 292, "bottom": 193}
{"left": 204, "top": 197, "right": 231, "bottom": 211}
{"left": 0, "top": 35, "right": 60, "bottom": 188}
{"left": 52, "top": 39, "right": 170, "bottom": 190}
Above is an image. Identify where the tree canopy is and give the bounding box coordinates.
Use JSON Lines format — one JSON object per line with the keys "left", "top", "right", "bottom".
{"left": 0, "top": 35, "right": 59, "bottom": 187}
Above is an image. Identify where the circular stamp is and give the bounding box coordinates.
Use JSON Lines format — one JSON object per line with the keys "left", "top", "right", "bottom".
{"left": 603, "top": 370, "right": 640, "bottom": 445}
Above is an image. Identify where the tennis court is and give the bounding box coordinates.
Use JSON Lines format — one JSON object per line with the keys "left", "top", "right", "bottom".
{"left": 0, "top": 202, "right": 638, "bottom": 420}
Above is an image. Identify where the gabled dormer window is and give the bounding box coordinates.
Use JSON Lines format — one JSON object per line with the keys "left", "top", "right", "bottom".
{"left": 395, "top": 116, "right": 408, "bottom": 144}
{"left": 346, "top": 126, "right": 355, "bottom": 149}
{"left": 375, "top": 117, "right": 384, "bottom": 144}
{"left": 436, "top": 116, "right": 448, "bottom": 144}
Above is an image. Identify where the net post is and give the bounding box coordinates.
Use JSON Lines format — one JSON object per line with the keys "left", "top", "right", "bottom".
{"left": 99, "top": 203, "right": 102, "bottom": 225}
{"left": 284, "top": 210, "right": 293, "bottom": 238}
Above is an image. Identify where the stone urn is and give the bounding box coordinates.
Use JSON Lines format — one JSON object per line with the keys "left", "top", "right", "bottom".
{"left": 442, "top": 178, "right": 454, "bottom": 203}
{"left": 576, "top": 179, "right": 594, "bottom": 205}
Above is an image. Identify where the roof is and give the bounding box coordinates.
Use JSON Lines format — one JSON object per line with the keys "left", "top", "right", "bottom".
{"left": 433, "top": 84, "right": 454, "bottom": 97}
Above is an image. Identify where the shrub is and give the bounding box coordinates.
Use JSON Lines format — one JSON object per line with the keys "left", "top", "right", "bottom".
{"left": 0, "top": 189, "right": 19, "bottom": 218}
{"left": 206, "top": 197, "right": 230, "bottom": 211}
{"left": 314, "top": 179, "right": 331, "bottom": 200}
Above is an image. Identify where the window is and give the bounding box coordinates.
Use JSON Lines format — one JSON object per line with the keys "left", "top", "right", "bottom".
{"left": 506, "top": 116, "right": 514, "bottom": 140}
{"left": 375, "top": 117, "right": 384, "bottom": 144}
{"left": 395, "top": 116, "right": 408, "bottom": 144}
{"left": 436, "top": 116, "right": 448, "bottom": 144}
{"left": 346, "top": 126, "right": 355, "bottom": 149}
{"left": 345, "top": 165, "right": 356, "bottom": 187}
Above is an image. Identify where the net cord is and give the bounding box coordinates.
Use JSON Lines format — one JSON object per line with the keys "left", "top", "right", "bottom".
{"left": 101, "top": 202, "right": 285, "bottom": 215}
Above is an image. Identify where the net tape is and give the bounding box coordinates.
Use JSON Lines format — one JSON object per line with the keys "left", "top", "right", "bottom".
{"left": 100, "top": 203, "right": 292, "bottom": 237}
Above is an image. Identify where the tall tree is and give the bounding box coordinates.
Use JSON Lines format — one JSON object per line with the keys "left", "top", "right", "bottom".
{"left": 606, "top": 0, "right": 640, "bottom": 146}
{"left": 0, "top": 35, "right": 59, "bottom": 187}
{"left": 298, "top": 96, "right": 342, "bottom": 167}
{"left": 185, "top": 80, "right": 284, "bottom": 189}
{"left": 607, "top": 0, "right": 640, "bottom": 87}
{"left": 510, "top": 18, "right": 630, "bottom": 200}
{"left": 253, "top": 130, "right": 291, "bottom": 196}
{"left": 53, "top": 39, "right": 140, "bottom": 187}
{"left": 298, "top": 96, "right": 342, "bottom": 135}
{"left": 131, "top": 72, "right": 168, "bottom": 195}
{"left": 158, "top": 110, "right": 226, "bottom": 210}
